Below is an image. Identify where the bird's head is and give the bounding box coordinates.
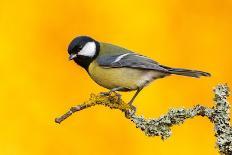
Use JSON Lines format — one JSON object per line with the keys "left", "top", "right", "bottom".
{"left": 68, "top": 36, "right": 100, "bottom": 69}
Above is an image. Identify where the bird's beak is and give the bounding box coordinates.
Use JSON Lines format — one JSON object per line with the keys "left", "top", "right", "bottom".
{"left": 69, "top": 53, "right": 77, "bottom": 60}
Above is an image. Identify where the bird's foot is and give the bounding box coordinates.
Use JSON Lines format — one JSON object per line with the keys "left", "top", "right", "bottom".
{"left": 125, "top": 104, "right": 136, "bottom": 118}
{"left": 114, "top": 92, "right": 122, "bottom": 99}
{"left": 100, "top": 91, "right": 122, "bottom": 100}
{"left": 100, "top": 91, "right": 121, "bottom": 97}
{"left": 100, "top": 91, "right": 111, "bottom": 96}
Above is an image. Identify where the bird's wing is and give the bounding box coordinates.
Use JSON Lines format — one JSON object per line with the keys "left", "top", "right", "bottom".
{"left": 96, "top": 53, "right": 170, "bottom": 73}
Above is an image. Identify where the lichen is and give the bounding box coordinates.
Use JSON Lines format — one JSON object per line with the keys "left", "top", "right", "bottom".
{"left": 55, "top": 84, "right": 232, "bottom": 155}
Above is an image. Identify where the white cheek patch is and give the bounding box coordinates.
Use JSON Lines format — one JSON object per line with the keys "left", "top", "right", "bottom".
{"left": 78, "top": 42, "right": 96, "bottom": 57}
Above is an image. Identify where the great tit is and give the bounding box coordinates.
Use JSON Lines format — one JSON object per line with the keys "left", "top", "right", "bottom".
{"left": 68, "top": 36, "right": 210, "bottom": 107}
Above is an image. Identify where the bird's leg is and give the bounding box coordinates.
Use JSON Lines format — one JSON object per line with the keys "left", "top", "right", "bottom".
{"left": 128, "top": 88, "right": 143, "bottom": 106}
{"left": 100, "top": 87, "right": 124, "bottom": 97}
{"left": 125, "top": 88, "right": 143, "bottom": 118}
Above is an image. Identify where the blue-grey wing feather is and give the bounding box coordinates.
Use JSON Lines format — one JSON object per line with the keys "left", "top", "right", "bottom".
{"left": 97, "top": 53, "right": 170, "bottom": 73}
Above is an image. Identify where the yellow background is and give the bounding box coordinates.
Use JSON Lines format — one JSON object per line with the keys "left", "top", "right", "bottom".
{"left": 1, "top": 0, "right": 232, "bottom": 154}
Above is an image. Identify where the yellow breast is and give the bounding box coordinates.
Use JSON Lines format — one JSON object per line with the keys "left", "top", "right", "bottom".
{"left": 88, "top": 61, "right": 164, "bottom": 91}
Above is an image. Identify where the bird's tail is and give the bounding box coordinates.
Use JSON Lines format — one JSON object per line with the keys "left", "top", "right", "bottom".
{"left": 160, "top": 65, "right": 211, "bottom": 78}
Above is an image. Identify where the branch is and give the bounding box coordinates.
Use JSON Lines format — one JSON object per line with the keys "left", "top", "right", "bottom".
{"left": 55, "top": 84, "right": 231, "bottom": 155}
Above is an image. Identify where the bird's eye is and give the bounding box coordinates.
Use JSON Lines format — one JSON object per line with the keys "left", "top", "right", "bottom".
{"left": 79, "top": 45, "right": 84, "bottom": 49}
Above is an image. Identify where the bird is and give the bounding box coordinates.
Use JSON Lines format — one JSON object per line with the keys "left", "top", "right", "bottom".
{"left": 67, "top": 36, "right": 210, "bottom": 110}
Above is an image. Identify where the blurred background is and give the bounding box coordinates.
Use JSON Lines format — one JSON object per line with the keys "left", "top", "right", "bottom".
{"left": 0, "top": 0, "right": 232, "bottom": 154}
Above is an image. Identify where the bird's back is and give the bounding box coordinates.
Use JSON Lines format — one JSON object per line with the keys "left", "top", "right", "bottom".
{"left": 99, "top": 42, "right": 133, "bottom": 56}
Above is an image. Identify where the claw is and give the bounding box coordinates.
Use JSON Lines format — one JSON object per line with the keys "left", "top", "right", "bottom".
{"left": 125, "top": 105, "right": 136, "bottom": 118}
{"left": 115, "top": 93, "right": 121, "bottom": 98}
{"left": 100, "top": 92, "right": 110, "bottom": 96}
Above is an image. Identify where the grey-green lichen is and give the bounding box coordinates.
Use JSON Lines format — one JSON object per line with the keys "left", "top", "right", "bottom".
{"left": 130, "top": 105, "right": 213, "bottom": 139}
{"left": 55, "top": 84, "right": 232, "bottom": 155}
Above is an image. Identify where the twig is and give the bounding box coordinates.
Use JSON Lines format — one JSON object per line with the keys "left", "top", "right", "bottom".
{"left": 55, "top": 104, "right": 88, "bottom": 124}
{"left": 55, "top": 84, "right": 231, "bottom": 154}
{"left": 55, "top": 93, "right": 132, "bottom": 123}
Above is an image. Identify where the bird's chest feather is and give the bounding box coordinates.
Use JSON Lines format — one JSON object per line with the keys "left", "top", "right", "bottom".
{"left": 88, "top": 61, "right": 163, "bottom": 90}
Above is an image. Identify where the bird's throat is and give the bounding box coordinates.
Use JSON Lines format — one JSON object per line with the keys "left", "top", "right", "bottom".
{"left": 73, "top": 57, "right": 93, "bottom": 71}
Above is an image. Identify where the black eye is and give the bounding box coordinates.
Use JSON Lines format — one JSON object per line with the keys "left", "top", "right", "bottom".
{"left": 79, "top": 45, "right": 84, "bottom": 49}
